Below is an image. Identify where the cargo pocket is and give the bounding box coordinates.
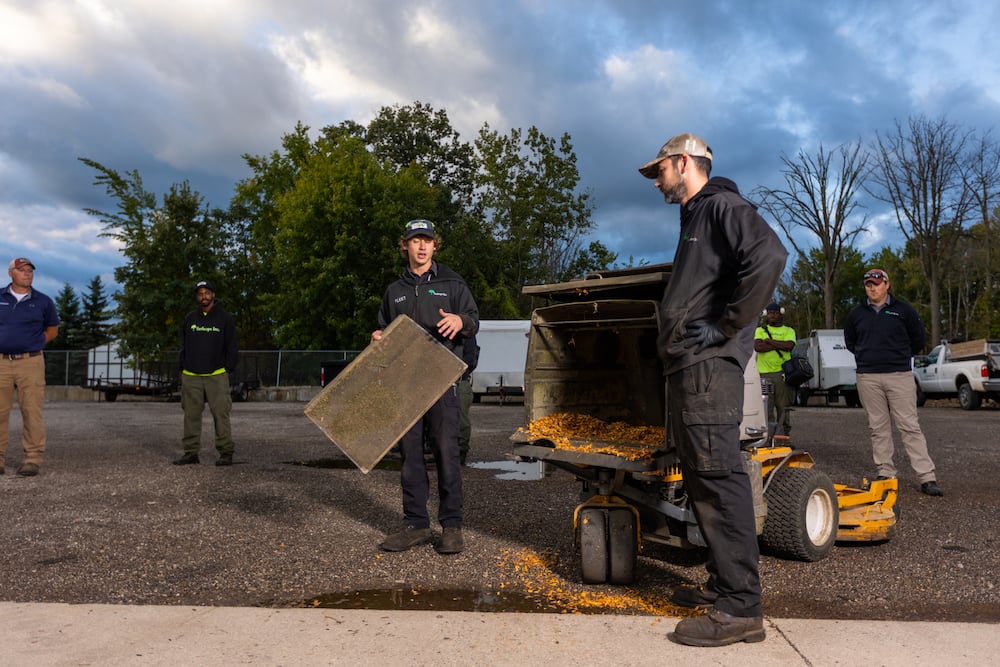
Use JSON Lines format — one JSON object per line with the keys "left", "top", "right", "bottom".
{"left": 679, "top": 361, "right": 743, "bottom": 476}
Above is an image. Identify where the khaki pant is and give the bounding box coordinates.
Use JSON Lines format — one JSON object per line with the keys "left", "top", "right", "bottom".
{"left": 856, "top": 371, "right": 936, "bottom": 483}
{"left": 0, "top": 354, "right": 47, "bottom": 466}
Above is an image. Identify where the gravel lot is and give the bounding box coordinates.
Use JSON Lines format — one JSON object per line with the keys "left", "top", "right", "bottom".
{"left": 1, "top": 397, "right": 996, "bottom": 622}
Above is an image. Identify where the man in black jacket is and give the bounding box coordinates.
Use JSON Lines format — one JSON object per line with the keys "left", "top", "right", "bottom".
{"left": 639, "top": 133, "right": 787, "bottom": 647}
{"left": 373, "top": 219, "right": 479, "bottom": 554}
{"left": 843, "top": 268, "right": 942, "bottom": 496}
{"left": 174, "top": 280, "right": 239, "bottom": 467}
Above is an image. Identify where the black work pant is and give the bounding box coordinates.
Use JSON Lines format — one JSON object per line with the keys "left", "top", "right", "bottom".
{"left": 667, "top": 357, "right": 762, "bottom": 618}
{"left": 399, "top": 385, "right": 464, "bottom": 529}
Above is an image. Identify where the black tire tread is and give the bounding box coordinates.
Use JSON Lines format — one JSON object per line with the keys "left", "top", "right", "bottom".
{"left": 761, "top": 466, "right": 838, "bottom": 562}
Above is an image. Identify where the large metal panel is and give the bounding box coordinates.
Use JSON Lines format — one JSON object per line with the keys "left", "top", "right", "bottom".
{"left": 303, "top": 315, "right": 467, "bottom": 473}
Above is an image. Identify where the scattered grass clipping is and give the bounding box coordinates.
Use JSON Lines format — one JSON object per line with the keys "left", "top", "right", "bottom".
{"left": 498, "top": 548, "right": 695, "bottom": 619}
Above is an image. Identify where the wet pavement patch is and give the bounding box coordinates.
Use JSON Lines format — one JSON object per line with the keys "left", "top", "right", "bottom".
{"left": 285, "top": 458, "right": 402, "bottom": 471}
{"left": 281, "top": 587, "right": 608, "bottom": 614}
{"left": 287, "top": 457, "right": 548, "bottom": 479}
{"left": 466, "top": 459, "right": 548, "bottom": 480}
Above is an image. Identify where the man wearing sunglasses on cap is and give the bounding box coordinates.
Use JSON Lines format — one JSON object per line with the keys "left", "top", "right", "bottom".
{"left": 844, "top": 268, "right": 943, "bottom": 497}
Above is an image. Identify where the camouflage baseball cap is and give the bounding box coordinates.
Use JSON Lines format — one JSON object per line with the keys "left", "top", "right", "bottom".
{"left": 638, "top": 133, "right": 713, "bottom": 178}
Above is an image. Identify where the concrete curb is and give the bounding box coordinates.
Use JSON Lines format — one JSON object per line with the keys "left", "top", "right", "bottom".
{"left": 1, "top": 602, "right": 996, "bottom": 666}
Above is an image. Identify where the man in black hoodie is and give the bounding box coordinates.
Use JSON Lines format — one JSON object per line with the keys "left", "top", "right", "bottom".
{"left": 638, "top": 134, "right": 787, "bottom": 647}
{"left": 373, "top": 219, "right": 479, "bottom": 555}
{"left": 175, "top": 280, "right": 239, "bottom": 467}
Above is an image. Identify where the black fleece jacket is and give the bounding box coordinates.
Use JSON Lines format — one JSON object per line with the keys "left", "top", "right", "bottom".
{"left": 844, "top": 294, "right": 926, "bottom": 373}
{"left": 377, "top": 261, "right": 479, "bottom": 355}
{"left": 657, "top": 177, "right": 788, "bottom": 375}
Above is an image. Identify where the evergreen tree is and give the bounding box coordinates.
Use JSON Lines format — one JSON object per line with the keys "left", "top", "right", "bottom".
{"left": 54, "top": 283, "right": 83, "bottom": 348}
{"left": 79, "top": 275, "right": 113, "bottom": 349}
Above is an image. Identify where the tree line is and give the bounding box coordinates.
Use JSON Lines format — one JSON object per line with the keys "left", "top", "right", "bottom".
{"left": 80, "top": 102, "right": 615, "bottom": 361}
{"left": 78, "top": 105, "right": 999, "bottom": 361}
{"left": 52, "top": 275, "right": 113, "bottom": 350}
{"left": 754, "top": 115, "right": 1000, "bottom": 347}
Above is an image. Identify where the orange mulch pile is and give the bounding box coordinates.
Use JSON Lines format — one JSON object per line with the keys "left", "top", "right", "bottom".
{"left": 518, "top": 412, "right": 665, "bottom": 461}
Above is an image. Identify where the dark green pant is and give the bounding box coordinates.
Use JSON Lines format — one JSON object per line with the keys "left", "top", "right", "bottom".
{"left": 458, "top": 376, "right": 472, "bottom": 461}
{"left": 181, "top": 373, "right": 234, "bottom": 455}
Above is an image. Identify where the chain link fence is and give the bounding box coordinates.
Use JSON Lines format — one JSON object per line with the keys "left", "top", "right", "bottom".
{"left": 43, "top": 349, "right": 361, "bottom": 388}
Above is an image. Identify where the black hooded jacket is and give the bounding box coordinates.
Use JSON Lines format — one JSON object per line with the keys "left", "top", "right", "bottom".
{"left": 657, "top": 177, "right": 788, "bottom": 375}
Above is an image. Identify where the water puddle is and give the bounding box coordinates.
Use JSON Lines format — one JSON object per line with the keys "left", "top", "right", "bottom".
{"left": 466, "top": 459, "right": 548, "bottom": 480}
{"left": 285, "top": 458, "right": 402, "bottom": 471}
{"left": 281, "top": 588, "right": 587, "bottom": 613}
{"left": 287, "top": 458, "right": 547, "bottom": 480}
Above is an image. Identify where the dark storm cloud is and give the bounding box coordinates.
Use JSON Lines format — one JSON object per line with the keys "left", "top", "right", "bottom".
{"left": 1, "top": 0, "right": 997, "bottom": 295}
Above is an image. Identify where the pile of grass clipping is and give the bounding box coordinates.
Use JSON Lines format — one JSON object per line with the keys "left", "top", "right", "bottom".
{"left": 519, "top": 412, "right": 665, "bottom": 461}
{"left": 497, "top": 548, "right": 696, "bottom": 618}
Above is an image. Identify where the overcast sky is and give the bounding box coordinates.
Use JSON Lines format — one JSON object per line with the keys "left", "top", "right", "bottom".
{"left": 2, "top": 0, "right": 998, "bottom": 298}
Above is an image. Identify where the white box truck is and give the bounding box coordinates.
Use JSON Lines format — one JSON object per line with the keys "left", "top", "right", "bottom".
{"left": 791, "top": 329, "right": 860, "bottom": 407}
{"left": 472, "top": 320, "right": 531, "bottom": 403}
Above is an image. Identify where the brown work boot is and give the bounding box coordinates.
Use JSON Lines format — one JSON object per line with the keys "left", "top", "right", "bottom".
{"left": 379, "top": 526, "right": 433, "bottom": 552}
{"left": 671, "top": 608, "right": 766, "bottom": 647}
{"left": 435, "top": 527, "right": 464, "bottom": 554}
{"left": 16, "top": 463, "right": 40, "bottom": 477}
{"left": 670, "top": 583, "right": 719, "bottom": 608}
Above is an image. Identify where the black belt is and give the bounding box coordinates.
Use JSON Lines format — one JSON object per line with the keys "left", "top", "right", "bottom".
{"left": 2, "top": 351, "right": 42, "bottom": 360}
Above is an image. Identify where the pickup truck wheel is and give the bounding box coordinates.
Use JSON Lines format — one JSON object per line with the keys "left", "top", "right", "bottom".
{"left": 845, "top": 390, "right": 861, "bottom": 408}
{"left": 795, "top": 388, "right": 811, "bottom": 406}
{"left": 915, "top": 382, "right": 926, "bottom": 407}
{"left": 760, "top": 467, "right": 838, "bottom": 562}
{"left": 958, "top": 383, "right": 981, "bottom": 410}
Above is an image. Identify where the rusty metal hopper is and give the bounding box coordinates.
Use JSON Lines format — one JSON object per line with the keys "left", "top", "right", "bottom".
{"left": 303, "top": 314, "right": 467, "bottom": 473}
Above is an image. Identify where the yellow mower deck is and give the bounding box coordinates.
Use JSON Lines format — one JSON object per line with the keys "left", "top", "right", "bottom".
{"left": 750, "top": 440, "right": 897, "bottom": 542}
{"left": 834, "top": 478, "right": 897, "bottom": 541}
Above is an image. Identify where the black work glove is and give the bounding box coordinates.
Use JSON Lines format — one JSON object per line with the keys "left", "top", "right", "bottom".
{"left": 682, "top": 322, "right": 727, "bottom": 353}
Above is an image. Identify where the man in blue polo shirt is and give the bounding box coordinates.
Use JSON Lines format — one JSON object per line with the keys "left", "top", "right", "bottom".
{"left": 0, "top": 257, "right": 60, "bottom": 476}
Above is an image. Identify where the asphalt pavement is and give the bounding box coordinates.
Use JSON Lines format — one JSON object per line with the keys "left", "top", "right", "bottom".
{"left": 1, "top": 396, "right": 997, "bottom": 665}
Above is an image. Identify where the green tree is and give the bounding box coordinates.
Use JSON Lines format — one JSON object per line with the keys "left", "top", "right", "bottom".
{"left": 474, "top": 124, "right": 597, "bottom": 309}
{"left": 78, "top": 275, "right": 113, "bottom": 349}
{"left": 227, "top": 122, "right": 322, "bottom": 349}
{"left": 365, "top": 101, "right": 475, "bottom": 207}
{"left": 266, "top": 133, "right": 440, "bottom": 348}
{"left": 361, "top": 103, "right": 505, "bottom": 314}
{"left": 81, "top": 158, "right": 226, "bottom": 360}
{"left": 54, "top": 283, "right": 82, "bottom": 348}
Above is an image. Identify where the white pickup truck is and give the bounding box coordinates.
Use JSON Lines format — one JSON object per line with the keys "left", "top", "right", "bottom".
{"left": 913, "top": 339, "right": 1000, "bottom": 409}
